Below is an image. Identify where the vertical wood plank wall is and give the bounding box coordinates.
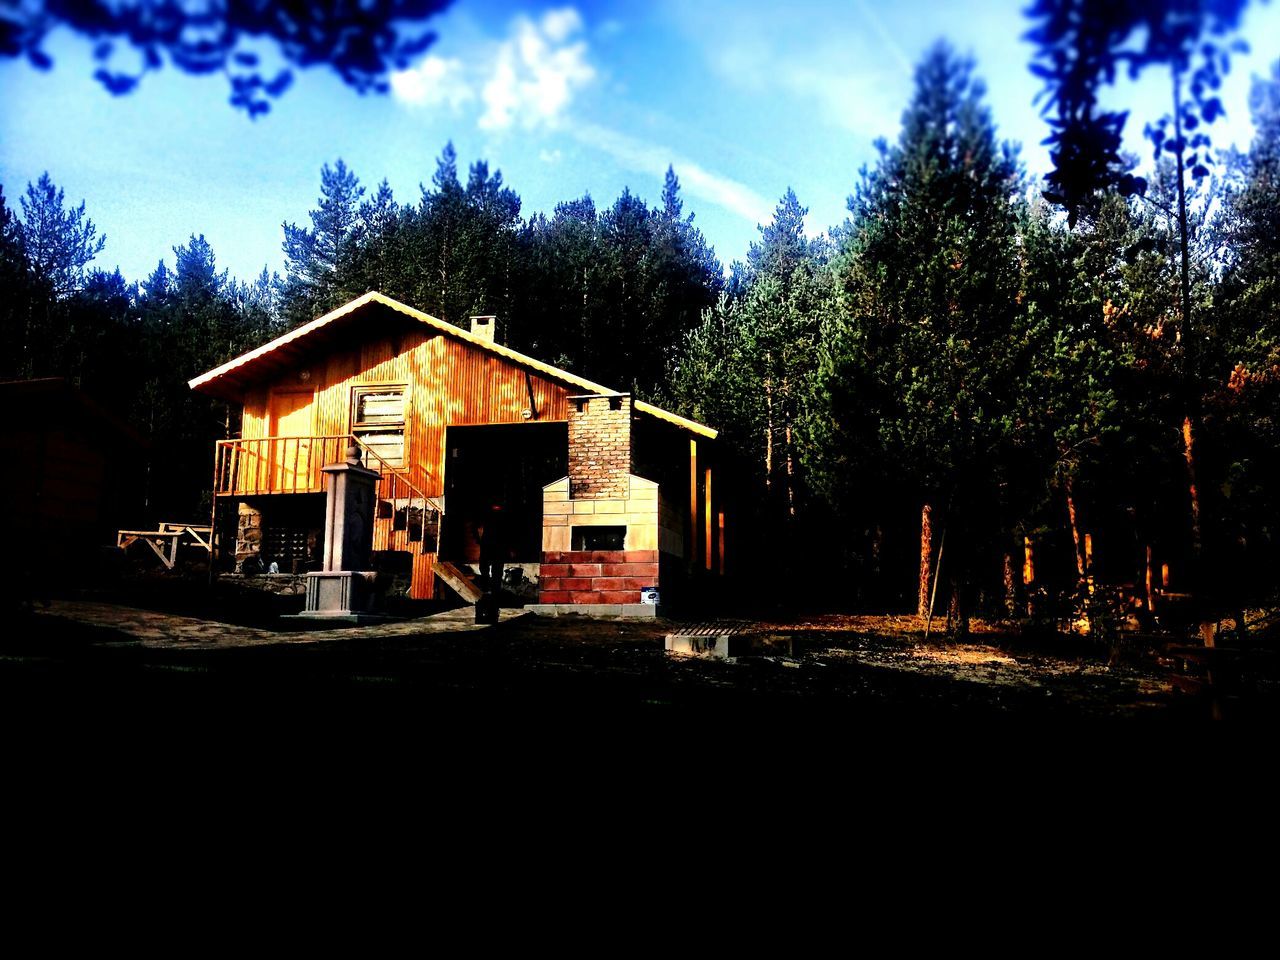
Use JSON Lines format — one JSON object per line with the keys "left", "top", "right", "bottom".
{"left": 241, "top": 330, "right": 572, "bottom": 497}
{"left": 237, "top": 329, "right": 573, "bottom": 599}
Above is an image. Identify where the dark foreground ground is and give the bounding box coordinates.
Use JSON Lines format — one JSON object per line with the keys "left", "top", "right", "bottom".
{"left": 5, "top": 582, "right": 1278, "bottom": 724}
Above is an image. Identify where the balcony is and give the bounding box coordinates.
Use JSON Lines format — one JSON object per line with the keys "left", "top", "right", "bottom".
{"left": 213, "top": 434, "right": 441, "bottom": 555}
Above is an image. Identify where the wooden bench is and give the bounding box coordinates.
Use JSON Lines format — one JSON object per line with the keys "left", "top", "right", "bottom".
{"left": 117, "top": 523, "right": 214, "bottom": 570}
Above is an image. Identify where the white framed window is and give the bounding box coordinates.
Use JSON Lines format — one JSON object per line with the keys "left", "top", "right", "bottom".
{"left": 352, "top": 385, "right": 407, "bottom": 468}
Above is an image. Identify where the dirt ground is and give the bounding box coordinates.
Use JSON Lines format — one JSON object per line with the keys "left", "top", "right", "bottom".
{"left": 4, "top": 581, "right": 1276, "bottom": 720}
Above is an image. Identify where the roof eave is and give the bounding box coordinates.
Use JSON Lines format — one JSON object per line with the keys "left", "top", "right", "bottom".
{"left": 188, "top": 291, "right": 719, "bottom": 439}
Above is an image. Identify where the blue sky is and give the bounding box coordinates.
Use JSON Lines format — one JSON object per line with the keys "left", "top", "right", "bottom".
{"left": 3, "top": 0, "right": 1279, "bottom": 285}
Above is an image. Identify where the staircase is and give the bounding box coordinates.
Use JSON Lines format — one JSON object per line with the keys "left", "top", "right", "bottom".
{"left": 433, "top": 560, "right": 485, "bottom": 604}
{"left": 347, "top": 437, "right": 443, "bottom": 601}
{"left": 212, "top": 433, "right": 447, "bottom": 600}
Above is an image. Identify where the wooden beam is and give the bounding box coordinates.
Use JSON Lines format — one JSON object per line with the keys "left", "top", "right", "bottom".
{"left": 689, "top": 438, "right": 697, "bottom": 567}
{"left": 705, "top": 466, "right": 713, "bottom": 571}
{"left": 717, "top": 509, "right": 725, "bottom": 575}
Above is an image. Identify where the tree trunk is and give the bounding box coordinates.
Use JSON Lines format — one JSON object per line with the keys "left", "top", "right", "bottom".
{"left": 1172, "top": 66, "right": 1205, "bottom": 571}
{"left": 1183, "top": 415, "right": 1202, "bottom": 558}
{"left": 918, "top": 503, "right": 933, "bottom": 618}
{"left": 1065, "top": 476, "right": 1086, "bottom": 585}
{"left": 783, "top": 420, "right": 797, "bottom": 519}
{"left": 1023, "top": 536, "right": 1037, "bottom": 617}
{"left": 1145, "top": 545, "right": 1156, "bottom": 616}
{"left": 1002, "top": 549, "right": 1018, "bottom": 618}
{"left": 947, "top": 575, "right": 969, "bottom": 641}
{"left": 763, "top": 373, "right": 774, "bottom": 494}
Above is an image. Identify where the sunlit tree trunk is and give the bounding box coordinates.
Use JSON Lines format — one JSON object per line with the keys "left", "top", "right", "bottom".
{"left": 784, "top": 420, "right": 796, "bottom": 518}
{"left": 1182, "top": 415, "right": 1202, "bottom": 557}
{"left": 1171, "top": 66, "right": 1204, "bottom": 566}
{"left": 1002, "top": 549, "right": 1018, "bottom": 617}
{"left": 763, "top": 372, "right": 774, "bottom": 494}
{"left": 918, "top": 502, "right": 933, "bottom": 618}
{"left": 1065, "top": 475, "right": 1086, "bottom": 585}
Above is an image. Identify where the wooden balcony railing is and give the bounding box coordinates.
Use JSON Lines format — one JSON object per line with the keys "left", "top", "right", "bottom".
{"left": 213, "top": 434, "right": 441, "bottom": 554}
{"left": 215, "top": 434, "right": 349, "bottom": 496}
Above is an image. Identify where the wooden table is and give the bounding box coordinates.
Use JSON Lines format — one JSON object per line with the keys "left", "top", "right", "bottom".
{"left": 117, "top": 523, "right": 214, "bottom": 570}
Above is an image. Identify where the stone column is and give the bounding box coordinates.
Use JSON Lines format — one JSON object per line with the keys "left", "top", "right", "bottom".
{"left": 320, "top": 452, "right": 379, "bottom": 571}
{"left": 236, "top": 502, "right": 262, "bottom": 572}
{"left": 304, "top": 444, "right": 381, "bottom": 617}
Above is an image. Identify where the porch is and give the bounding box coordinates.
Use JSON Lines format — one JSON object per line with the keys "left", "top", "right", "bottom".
{"left": 212, "top": 434, "right": 441, "bottom": 598}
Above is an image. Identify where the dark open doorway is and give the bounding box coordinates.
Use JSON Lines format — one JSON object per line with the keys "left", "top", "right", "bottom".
{"left": 442, "top": 422, "right": 568, "bottom": 562}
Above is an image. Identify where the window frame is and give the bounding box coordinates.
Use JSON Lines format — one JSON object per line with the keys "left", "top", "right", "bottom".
{"left": 351, "top": 382, "right": 409, "bottom": 470}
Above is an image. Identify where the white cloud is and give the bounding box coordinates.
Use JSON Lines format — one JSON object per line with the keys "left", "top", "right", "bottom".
{"left": 542, "top": 7, "right": 584, "bottom": 44}
{"left": 390, "top": 7, "right": 594, "bottom": 131}
{"left": 387, "top": 7, "right": 766, "bottom": 225}
{"left": 479, "top": 8, "right": 595, "bottom": 131}
{"left": 572, "top": 122, "right": 773, "bottom": 225}
{"left": 389, "top": 54, "right": 474, "bottom": 110}
{"left": 672, "top": 0, "right": 905, "bottom": 138}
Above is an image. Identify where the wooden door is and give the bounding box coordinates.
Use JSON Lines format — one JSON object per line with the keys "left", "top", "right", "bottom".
{"left": 269, "top": 389, "right": 314, "bottom": 492}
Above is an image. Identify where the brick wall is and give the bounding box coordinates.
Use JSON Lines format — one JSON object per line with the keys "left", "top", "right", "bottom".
{"left": 540, "top": 474, "right": 662, "bottom": 604}
{"left": 568, "top": 395, "right": 631, "bottom": 500}
{"left": 538, "top": 550, "right": 660, "bottom": 605}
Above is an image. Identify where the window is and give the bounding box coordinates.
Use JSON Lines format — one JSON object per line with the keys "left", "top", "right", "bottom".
{"left": 352, "top": 385, "right": 406, "bottom": 468}
{"left": 572, "top": 525, "right": 626, "bottom": 551}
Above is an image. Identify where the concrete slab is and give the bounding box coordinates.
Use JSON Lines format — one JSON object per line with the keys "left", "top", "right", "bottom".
{"left": 282, "top": 612, "right": 400, "bottom": 626}
{"left": 665, "top": 632, "right": 737, "bottom": 659}
{"left": 664, "top": 621, "right": 792, "bottom": 660}
{"left": 34, "top": 600, "right": 529, "bottom": 650}
{"left": 526, "top": 603, "right": 660, "bottom": 618}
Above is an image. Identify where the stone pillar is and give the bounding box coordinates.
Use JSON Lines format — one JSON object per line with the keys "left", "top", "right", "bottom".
{"left": 303, "top": 445, "right": 381, "bottom": 617}
{"left": 568, "top": 394, "right": 631, "bottom": 500}
{"left": 320, "top": 453, "right": 379, "bottom": 572}
{"left": 236, "top": 502, "right": 262, "bottom": 572}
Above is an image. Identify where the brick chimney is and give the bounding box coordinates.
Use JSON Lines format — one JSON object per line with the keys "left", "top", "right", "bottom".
{"left": 568, "top": 394, "right": 631, "bottom": 499}
{"left": 469, "top": 315, "right": 496, "bottom": 343}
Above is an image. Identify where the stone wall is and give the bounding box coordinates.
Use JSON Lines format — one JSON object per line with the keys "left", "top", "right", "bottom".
{"left": 236, "top": 502, "right": 262, "bottom": 571}
{"left": 568, "top": 395, "right": 631, "bottom": 500}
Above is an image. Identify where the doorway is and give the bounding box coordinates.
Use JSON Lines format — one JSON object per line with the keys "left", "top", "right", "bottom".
{"left": 442, "top": 422, "right": 567, "bottom": 562}
{"left": 268, "top": 388, "right": 315, "bottom": 492}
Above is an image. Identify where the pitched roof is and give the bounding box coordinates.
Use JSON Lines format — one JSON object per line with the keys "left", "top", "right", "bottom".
{"left": 188, "top": 291, "right": 717, "bottom": 438}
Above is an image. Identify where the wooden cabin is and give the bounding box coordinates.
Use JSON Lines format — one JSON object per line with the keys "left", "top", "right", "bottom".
{"left": 189, "top": 292, "right": 726, "bottom": 612}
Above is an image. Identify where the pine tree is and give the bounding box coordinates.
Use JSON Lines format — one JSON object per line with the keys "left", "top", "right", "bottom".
{"left": 669, "top": 188, "right": 830, "bottom": 587}
{"left": 17, "top": 172, "right": 106, "bottom": 297}
{"left": 0, "top": 184, "right": 35, "bottom": 378}
{"left": 281, "top": 159, "right": 366, "bottom": 324}
{"left": 817, "top": 42, "right": 1023, "bottom": 633}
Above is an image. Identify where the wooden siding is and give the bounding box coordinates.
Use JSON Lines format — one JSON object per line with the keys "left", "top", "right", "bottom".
{"left": 412, "top": 552, "right": 436, "bottom": 600}
{"left": 235, "top": 329, "right": 572, "bottom": 599}
{"left": 248, "top": 329, "right": 572, "bottom": 499}
{"left": 241, "top": 386, "right": 269, "bottom": 440}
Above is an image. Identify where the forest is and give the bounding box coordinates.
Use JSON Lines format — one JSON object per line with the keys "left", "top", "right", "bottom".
{"left": 3, "top": 4, "right": 1279, "bottom": 643}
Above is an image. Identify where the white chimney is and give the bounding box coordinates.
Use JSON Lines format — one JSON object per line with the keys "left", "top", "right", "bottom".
{"left": 470, "top": 315, "right": 497, "bottom": 343}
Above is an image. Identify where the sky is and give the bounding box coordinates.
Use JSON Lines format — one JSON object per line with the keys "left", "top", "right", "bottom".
{"left": 2, "top": 0, "right": 1280, "bottom": 285}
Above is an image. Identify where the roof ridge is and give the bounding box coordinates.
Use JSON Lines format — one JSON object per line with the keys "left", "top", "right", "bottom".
{"left": 188, "top": 291, "right": 717, "bottom": 438}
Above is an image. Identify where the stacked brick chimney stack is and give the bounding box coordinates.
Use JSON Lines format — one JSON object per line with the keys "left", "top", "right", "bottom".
{"left": 568, "top": 394, "right": 631, "bottom": 499}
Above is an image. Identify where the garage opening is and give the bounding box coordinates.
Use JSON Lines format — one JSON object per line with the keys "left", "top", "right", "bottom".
{"left": 442, "top": 422, "right": 568, "bottom": 563}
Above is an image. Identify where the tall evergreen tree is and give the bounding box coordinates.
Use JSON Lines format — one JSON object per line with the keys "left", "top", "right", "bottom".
{"left": 281, "top": 159, "right": 366, "bottom": 325}
{"left": 669, "top": 188, "right": 830, "bottom": 594}
{"left": 815, "top": 42, "right": 1023, "bottom": 633}
{"left": 17, "top": 172, "right": 106, "bottom": 297}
